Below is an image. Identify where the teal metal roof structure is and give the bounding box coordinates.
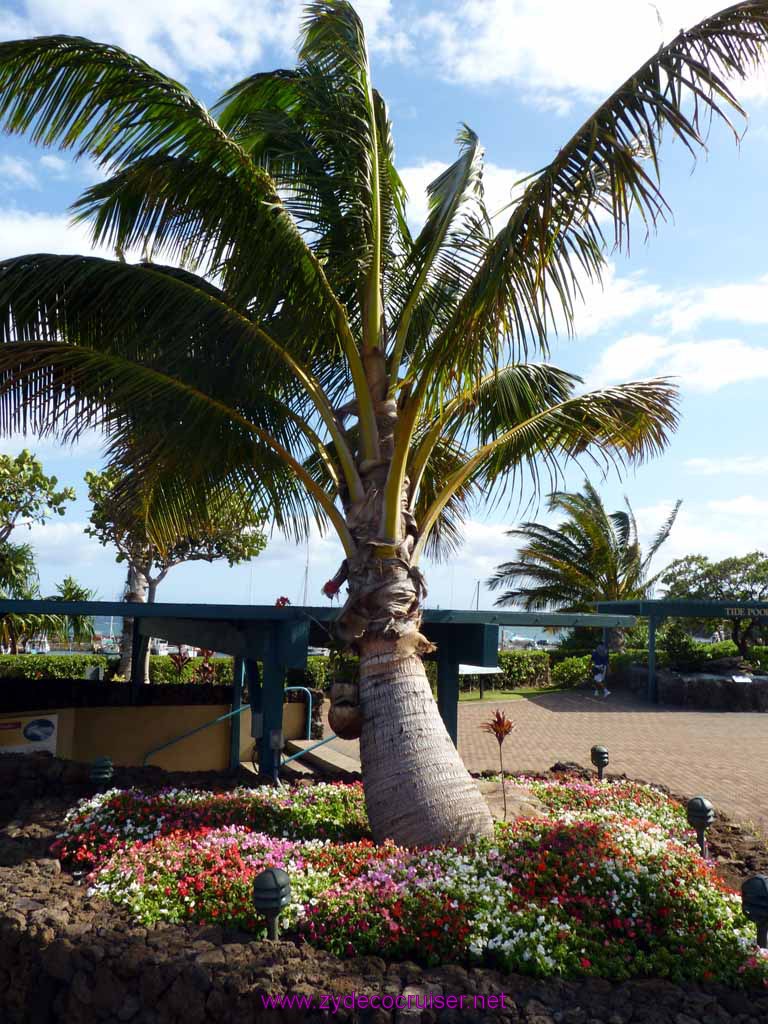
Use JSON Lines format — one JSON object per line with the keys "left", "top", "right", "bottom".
{"left": 596, "top": 598, "right": 768, "bottom": 702}
{"left": 1, "top": 599, "right": 635, "bottom": 772}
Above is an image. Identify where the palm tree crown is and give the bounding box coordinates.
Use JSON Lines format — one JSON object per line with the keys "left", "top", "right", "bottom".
{"left": 488, "top": 481, "right": 681, "bottom": 611}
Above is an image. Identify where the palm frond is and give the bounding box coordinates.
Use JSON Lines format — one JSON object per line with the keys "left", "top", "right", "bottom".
{"left": 0, "top": 35, "right": 247, "bottom": 172}
{"left": 413, "top": 378, "right": 680, "bottom": 562}
{"left": 641, "top": 498, "right": 682, "bottom": 571}
{"left": 422, "top": 2, "right": 768, "bottom": 381}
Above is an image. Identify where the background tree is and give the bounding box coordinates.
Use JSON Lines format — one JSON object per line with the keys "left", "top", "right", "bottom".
{"left": 487, "top": 481, "right": 680, "bottom": 649}
{"left": 84, "top": 467, "right": 267, "bottom": 679}
{"left": 48, "top": 575, "right": 97, "bottom": 646}
{"left": 0, "top": 541, "right": 63, "bottom": 653}
{"left": 660, "top": 552, "right": 768, "bottom": 656}
{"left": 0, "top": 449, "right": 74, "bottom": 544}
{"left": 0, "top": 1, "right": 766, "bottom": 845}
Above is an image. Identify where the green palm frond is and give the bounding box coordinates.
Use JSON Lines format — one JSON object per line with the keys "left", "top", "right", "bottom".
{"left": 423, "top": 3, "right": 768, "bottom": 384}
{"left": 487, "top": 479, "right": 680, "bottom": 609}
{"left": 0, "top": 35, "right": 245, "bottom": 172}
{"left": 413, "top": 378, "right": 679, "bottom": 561}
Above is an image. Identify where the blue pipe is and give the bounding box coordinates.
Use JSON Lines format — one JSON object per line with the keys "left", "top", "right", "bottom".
{"left": 283, "top": 686, "right": 313, "bottom": 740}
{"left": 143, "top": 687, "right": 315, "bottom": 769}
{"left": 281, "top": 733, "right": 338, "bottom": 767}
{"left": 142, "top": 704, "right": 249, "bottom": 767}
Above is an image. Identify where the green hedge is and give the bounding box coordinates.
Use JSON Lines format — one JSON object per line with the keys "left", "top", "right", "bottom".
{"left": 496, "top": 650, "right": 550, "bottom": 688}
{"left": 551, "top": 655, "right": 592, "bottom": 688}
{"left": 0, "top": 654, "right": 110, "bottom": 679}
{"left": 149, "top": 655, "right": 328, "bottom": 690}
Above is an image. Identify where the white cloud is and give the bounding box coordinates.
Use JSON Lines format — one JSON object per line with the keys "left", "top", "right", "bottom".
{"left": 654, "top": 274, "right": 768, "bottom": 333}
{"left": 399, "top": 159, "right": 528, "bottom": 234}
{"left": 0, "top": 207, "right": 114, "bottom": 260}
{"left": 587, "top": 333, "right": 768, "bottom": 393}
{"left": 39, "top": 154, "right": 70, "bottom": 178}
{"left": 707, "top": 495, "right": 768, "bottom": 518}
{"left": 2, "top": 0, "right": 401, "bottom": 81}
{"left": 25, "top": 520, "right": 103, "bottom": 567}
{"left": 571, "top": 266, "right": 669, "bottom": 339}
{"left": 635, "top": 498, "right": 768, "bottom": 570}
{"left": 0, "top": 155, "right": 38, "bottom": 189}
{"left": 685, "top": 455, "right": 768, "bottom": 477}
{"left": 413, "top": 1, "right": 768, "bottom": 103}
{"left": 423, "top": 520, "right": 512, "bottom": 610}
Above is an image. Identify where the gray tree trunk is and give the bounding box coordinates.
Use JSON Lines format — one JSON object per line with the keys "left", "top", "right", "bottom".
{"left": 358, "top": 635, "right": 494, "bottom": 846}
{"left": 334, "top": 467, "right": 494, "bottom": 847}
{"left": 118, "top": 565, "right": 149, "bottom": 682}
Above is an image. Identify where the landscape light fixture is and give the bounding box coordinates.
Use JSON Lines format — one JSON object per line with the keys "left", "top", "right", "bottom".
{"left": 590, "top": 745, "right": 609, "bottom": 781}
{"left": 90, "top": 756, "right": 114, "bottom": 789}
{"left": 686, "top": 796, "right": 715, "bottom": 857}
{"left": 741, "top": 875, "right": 768, "bottom": 949}
{"left": 252, "top": 867, "right": 291, "bottom": 940}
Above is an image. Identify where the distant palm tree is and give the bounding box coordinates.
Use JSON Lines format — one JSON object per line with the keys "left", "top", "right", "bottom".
{"left": 488, "top": 482, "right": 680, "bottom": 646}
{"left": 49, "top": 576, "right": 97, "bottom": 645}
{"left": 0, "top": 1, "right": 766, "bottom": 845}
{"left": 0, "top": 542, "right": 63, "bottom": 653}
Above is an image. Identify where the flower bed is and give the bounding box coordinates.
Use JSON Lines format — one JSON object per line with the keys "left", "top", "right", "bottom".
{"left": 51, "top": 777, "right": 768, "bottom": 987}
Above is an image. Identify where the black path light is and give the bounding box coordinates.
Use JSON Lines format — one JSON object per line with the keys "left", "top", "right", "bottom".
{"left": 686, "top": 796, "right": 715, "bottom": 857}
{"left": 590, "top": 745, "right": 609, "bottom": 781}
{"left": 742, "top": 875, "right": 768, "bottom": 949}
{"left": 90, "top": 756, "right": 114, "bottom": 790}
{"left": 253, "top": 867, "right": 291, "bottom": 940}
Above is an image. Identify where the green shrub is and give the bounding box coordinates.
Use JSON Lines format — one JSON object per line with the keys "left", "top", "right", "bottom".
{"left": 747, "top": 645, "right": 768, "bottom": 672}
{"left": 148, "top": 656, "right": 233, "bottom": 685}
{"left": 661, "top": 621, "right": 700, "bottom": 670}
{"left": 497, "top": 649, "right": 550, "bottom": 688}
{"left": 701, "top": 639, "right": 739, "bottom": 660}
{"left": 0, "top": 654, "right": 110, "bottom": 679}
{"left": 551, "top": 655, "right": 592, "bottom": 688}
{"left": 288, "top": 656, "right": 327, "bottom": 691}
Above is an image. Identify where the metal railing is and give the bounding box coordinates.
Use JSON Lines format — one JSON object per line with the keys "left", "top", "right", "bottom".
{"left": 283, "top": 686, "right": 313, "bottom": 741}
{"left": 142, "top": 704, "right": 250, "bottom": 767}
{"left": 281, "top": 732, "right": 338, "bottom": 767}
{"left": 142, "top": 688, "right": 314, "bottom": 767}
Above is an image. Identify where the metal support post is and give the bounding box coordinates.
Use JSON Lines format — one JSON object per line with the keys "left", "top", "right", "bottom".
{"left": 648, "top": 614, "right": 658, "bottom": 704}
{"left": 229, "top": 656, "right": 245, "bottom": 771}
{"left": 129, "top": 618, "right": 148, "bottom": 703}
{"left": 260, "top": 632, "right": 285, "bottom": 783}
{"left": 437, "top": 655, "right": 460, "bottom": 747}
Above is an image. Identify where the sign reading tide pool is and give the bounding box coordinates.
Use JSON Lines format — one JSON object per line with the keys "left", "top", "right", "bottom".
{"left": 0, "top": 714, "right": 58, "bottom": 754}
{"left": 596, "top": 598, "right": 768, "bottom": 703}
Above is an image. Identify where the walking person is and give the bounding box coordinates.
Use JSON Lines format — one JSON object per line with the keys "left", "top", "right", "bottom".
{"left": 592, "top": 641, "right": 610, "bottom": 699}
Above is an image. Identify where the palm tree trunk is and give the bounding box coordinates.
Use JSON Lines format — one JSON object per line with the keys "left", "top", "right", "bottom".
{"left": 358, "top": 635, "right": 494, "bottom": 846}
{"left": 336, "top": 484, "right": 494, "bottom": 847}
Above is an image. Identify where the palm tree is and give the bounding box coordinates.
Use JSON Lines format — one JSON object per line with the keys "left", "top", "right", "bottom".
{"left": 0, "top": 542, "right": 63, "bottom": 653}
{"left": 48, "top": 576, "right": 97, "bottom": 646}
{"left": 487, "top": 481, "right": 680, "bottom": 647}
{"left": 0, "top": 1, "right": 765, "bottom": 845}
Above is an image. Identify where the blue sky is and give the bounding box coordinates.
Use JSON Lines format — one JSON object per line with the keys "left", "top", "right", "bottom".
{"left": 1, "top": 0, "right": 768, "bottom": 611}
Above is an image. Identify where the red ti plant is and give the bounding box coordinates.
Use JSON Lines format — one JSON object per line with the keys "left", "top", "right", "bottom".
{"left": 481, "top": 710, "right": 515, "bottom": 820}
{"left": 194, "top": 648, "right": 216, "bottom": 685}
{"left": 168, "top": 650, "right": 191, "bottom": 682}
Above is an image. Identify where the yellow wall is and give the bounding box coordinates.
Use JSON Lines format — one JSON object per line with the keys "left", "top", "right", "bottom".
{"left": 0, "top": 701, "right": 309, "bottom": 772}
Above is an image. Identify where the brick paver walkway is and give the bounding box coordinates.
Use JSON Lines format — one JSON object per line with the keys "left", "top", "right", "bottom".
{"left": 460, "top": 691, "right": 768, "bottom": 835}
{"left": 325, "top": 693, "right": 768, "bottom": 834}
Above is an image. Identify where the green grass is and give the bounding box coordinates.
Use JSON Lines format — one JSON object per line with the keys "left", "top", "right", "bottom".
{"left": 457, "top": 685, "right": 569, "bottom": 702}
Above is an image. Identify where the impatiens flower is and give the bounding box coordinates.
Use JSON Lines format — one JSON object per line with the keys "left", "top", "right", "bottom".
{"left": 53, "top": 776, "right": 768, "bottom": 987}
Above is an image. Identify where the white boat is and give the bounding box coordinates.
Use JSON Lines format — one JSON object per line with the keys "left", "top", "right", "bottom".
{"left": 150, "top": 638, "right": 169, "bottom": 656}
{"left": 101, "top": 637, "right": 121, "bottom": 655}
{"left": 25, "top": 634, "right": 51, "bottom": 654}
